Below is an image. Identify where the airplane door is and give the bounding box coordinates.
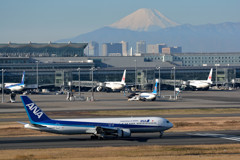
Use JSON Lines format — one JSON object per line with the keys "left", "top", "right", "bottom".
{"left": 55, "top": 123, "right": 60, "bottom": 130}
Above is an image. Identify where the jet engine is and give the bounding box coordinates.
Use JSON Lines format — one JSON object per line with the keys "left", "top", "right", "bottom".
{"left": 117, "top": 128, "right": 131, "bottom": 137}
{"left": 96, "top": 86, "right": 103, "bottom": 92}
{"left": 96, "top": 83, "right": 105, "bottom": 92}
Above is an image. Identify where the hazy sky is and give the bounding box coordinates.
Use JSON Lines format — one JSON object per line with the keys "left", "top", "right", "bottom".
{"left": 1, "top": 0, "right": 239, "bottom": 43}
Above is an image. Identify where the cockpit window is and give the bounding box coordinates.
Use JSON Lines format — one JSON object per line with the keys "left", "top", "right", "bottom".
{"left": 166, "top": 121, "right": 169, "bottom": 123}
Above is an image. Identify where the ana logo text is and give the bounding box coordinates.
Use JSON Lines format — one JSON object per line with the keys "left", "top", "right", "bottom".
{"left": 26, "top": 103, "right": 43, "bottom": 119}
{"left": 140, "top": 119, "right": 150, "bottom": 123}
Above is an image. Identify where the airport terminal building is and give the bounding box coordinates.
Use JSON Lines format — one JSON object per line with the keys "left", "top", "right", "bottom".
{"left": 1, "top": 42, "right": 240, "bottom": 90}
{"left": 0, "top": 42, "right": 87, "bottom": 57}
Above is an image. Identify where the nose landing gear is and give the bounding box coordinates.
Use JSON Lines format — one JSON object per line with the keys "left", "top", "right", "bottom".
{"left": 159, "top": 131, "right": 164, "bottom": 138}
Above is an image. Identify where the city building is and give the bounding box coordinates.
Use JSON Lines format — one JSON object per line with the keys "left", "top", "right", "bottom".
{"left": 102, "top": 42, "right": 128, "bottom": 56}
{"left": 136, "top": 41, "right": 146, "bottom": 54}
{"left": 147, "top": 43, "right": 167, "bottom": 54}
{"left": 162, "top": 46, "right": 182, "bottom": 54}
{"left": 102, "top": 43, "right": 122, "bottom": 56}
{"left": 88, "top": 41, "right": 99, "bottom": 56}
{"left": 121, "top": 41, "right": 128, "bottom": 56}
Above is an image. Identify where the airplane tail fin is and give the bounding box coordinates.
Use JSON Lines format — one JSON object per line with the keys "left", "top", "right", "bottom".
{"left": 207, "top": 68, "right": 213, "bottom": 83}
{"left": 20, "top": 71, "right": 25, "bottom": 84}
{"left": 152, "top": 80, "right": 158, "bottom": 94}
{"left": 20, "top": 96, "right": 51, "bottom": 123}
{"left": 121, "top": 70, "right": 126, "bottom": 84}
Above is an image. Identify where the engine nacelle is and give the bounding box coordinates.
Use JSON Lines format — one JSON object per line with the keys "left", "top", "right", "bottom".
{"left": 118, "top": 128, "right": 131, "bottom": 137}
{"left": 96, "top": 86, "right": 102, "bottom": 92}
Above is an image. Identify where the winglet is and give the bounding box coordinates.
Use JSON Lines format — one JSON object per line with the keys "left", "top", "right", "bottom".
{"left": 20, "top": 96, "right": 50, "bottom": 123}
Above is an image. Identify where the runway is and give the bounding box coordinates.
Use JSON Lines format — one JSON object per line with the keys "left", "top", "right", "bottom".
{"left": 1, "top": 130, "right": 240, "bottom": 150}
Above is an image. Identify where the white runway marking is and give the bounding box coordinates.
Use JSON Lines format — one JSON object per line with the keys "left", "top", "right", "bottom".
{"left": 188, "top": 133, "right": 240, "bottom": 142}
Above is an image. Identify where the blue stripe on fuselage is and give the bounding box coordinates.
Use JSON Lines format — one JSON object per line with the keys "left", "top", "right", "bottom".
{"left": 33, "top": 119, "right": 158, "bottom": 129}
{"left": 141, "top": 95, "right": 150, "bottom": 98}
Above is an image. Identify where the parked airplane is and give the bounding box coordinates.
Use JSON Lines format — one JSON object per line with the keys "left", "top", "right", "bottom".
{"left": 4, "top": 71, "right": 25, "bottom": 92}
{"left": 19, "top": 95, "right": 173, "bottom": 139}
{"left": 128, "top": 80, "right": 158, "bottom": 101}
{"left": 187, "top": 68, "right": 213, "bottom": 90}
{"left": 96, "top": 70, "right": 126, "bottom": 92}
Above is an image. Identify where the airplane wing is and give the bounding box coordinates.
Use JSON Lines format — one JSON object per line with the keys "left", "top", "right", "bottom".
{"left": 86, "top": 126, "right": 118, "bottom": 134}
{"left": 95, "top": 126, "right": 131, "bottom": 138}
{"left": 96, "top": 126, "right": 132, "bottom": 138}
{"left": 17, "top": 121, "right": 28, "bottom": 125}
{"left": 96, "top": 126, "right": 118, "bottom": 134}
{"left": 127, "top": 92, "right": 140, "bottom": 98}
{"left": 17, "top": 121, "right": 47, "bottom": 128}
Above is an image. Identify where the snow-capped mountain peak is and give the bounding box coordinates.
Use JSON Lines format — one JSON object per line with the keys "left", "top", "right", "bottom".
{"left": 109, "top": 8, "right": 179, "bottom": 31}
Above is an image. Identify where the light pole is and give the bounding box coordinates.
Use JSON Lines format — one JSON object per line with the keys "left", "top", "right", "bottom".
{"left": 173, "top": 67, "right": 176, "bottom": 100}
{"left": 1, "top": 69, "right": 5, "bottom": 103}
{"left": 216, "top": 65, "right": 218, "bottom": 88}
{"left": 77, "top": 68, "right": 81, "bottom": 97}
{"left": 36, "top": 61, "right": 39, "bottom": 91}
{"left": 215, "top": 59, "right": 218, "bottom": 88}
{"left": 90, "top": 67, "right": 96, "bottom": 101}
{"left": 134, "top": 59, "right": 137, "bottom": 89}
{"left": 156, "top": 66, "right": 161, "bottom": 97}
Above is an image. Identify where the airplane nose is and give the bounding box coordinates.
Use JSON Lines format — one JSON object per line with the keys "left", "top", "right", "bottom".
{"left": 164, "top": 119, "right": 173, "bottom": 129}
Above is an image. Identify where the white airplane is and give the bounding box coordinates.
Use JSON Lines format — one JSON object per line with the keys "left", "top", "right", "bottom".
{"left": 96, "top": 70, "right": 126, "bottom": 92}
{"left": 19, "top": 95, "right": 173, "bottom": 139}
{"left": 187, "top": 68, "right": 213, "bottom": 90}
{"left": 4, "top": 71, "right": 25, "bottom": 92}
{"left": 128, "top": 80, "right": 158, "bottom": 101}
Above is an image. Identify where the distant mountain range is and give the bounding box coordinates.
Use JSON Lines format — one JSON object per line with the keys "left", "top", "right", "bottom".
{"left": 57, "top": 8, "right": 240, "bottom": 53}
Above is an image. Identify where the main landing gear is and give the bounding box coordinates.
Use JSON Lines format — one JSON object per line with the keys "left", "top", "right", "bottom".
{"left": 90, "top": 134, "right": 104, "bottom": 140}
{"left": 159, "top": 131, "right": 164, "bottom": 138}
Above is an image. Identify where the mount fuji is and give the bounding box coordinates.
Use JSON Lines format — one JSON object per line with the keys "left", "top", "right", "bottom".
{"left": 109, "top": 8, "right": 179, "bottom": 31}
{"left": 57, "top": 8, "right": 240, "bottom": 53}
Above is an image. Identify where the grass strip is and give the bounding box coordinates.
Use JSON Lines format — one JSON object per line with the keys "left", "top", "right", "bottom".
{"left": 1, "top": 144, "right": 240, "bottom": 160}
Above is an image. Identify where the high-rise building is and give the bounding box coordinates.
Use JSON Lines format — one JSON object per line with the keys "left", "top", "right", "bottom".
{"left": 88, "top": 41, "right": 99, "bottom": 56}
{"left": 136, "top": 41, "right": 146, "bottom": 54}
{"left": 102, "top": 43, "right": 108, "bottom": 56}
{"left": 147, "top": 43, "right": 167, "bottom": 54}
{"left": 162, "top": 46, "right": 182, "bottom": 54}
{"left": 102, "top": 42, "right": 128, "bottom": 56}
{"left": 121, "top": 41, "right": 128, "bottom": 56}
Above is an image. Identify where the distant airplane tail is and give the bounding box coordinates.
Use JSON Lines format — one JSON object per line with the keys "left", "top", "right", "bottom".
{"left": 152, "top": 80, "right": 158, "bottom": 94}
{"left": 20, "top": 71, "right": 25, "bottom": 84}
{"left": 121, "top": 70, "right": 126, "bottom": 84}
{"left": 207, "top": 68, "right": 213, "bottom": 83}
{"left": 20, "top": 96, "right": 51, "bottom": 123}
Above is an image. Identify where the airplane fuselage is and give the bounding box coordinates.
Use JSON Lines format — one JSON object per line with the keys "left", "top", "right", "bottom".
{"left": 105, "top": 82, "right": 125, "bottom": 90}
{"left": 25, "top": 117, "right": 172, "bottom": 135}
{"left": 5, "top": 83, "right": 25, "bottom": 92}
{"left": 97, "top": 70, "right": 126, "bottom": 92}
{"left": 187, "top": 68, "right": 213, "bottom": 90}
{"left": 20, "top": 95, "right": 172, "bottom": 139}
{"left": 140, "top": 93, "right": 157, "bottom": 100}
{"left": 188, "top": 80, "right": 211, "bottom": 89}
